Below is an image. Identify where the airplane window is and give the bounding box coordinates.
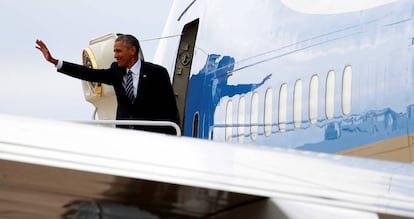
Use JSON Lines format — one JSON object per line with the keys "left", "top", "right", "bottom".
{"left": 192, "top": 112, "right": 199, "bottom": 138}
{"left": 264, "top": 88, "right": 273, "bottom": 137}
{"left": 238, "top": 96, "right": 246, "bottom": 143}
{"left": 309, "top": 75, "right": 319, "bottom": 124}
{"left": 342, "top": 66, "right": 352, "bottom": 116}
{"left": 279, "top": 84, "right": 288, "bottom": 132}
{"left": 326, "top": 70, "right": 335, "bottom": 119}
{"left": 225, "top": 100, "right": 233, "bottom": 142}
{"left": 251, "top": 92, "right": 259, "bottom": 140}
{"left": 293, "top": 80, "right": 303, "bottom": 128}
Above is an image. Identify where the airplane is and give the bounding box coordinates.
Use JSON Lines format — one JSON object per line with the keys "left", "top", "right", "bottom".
{"left": 1, "top": 0, "right": 414, "bottom": 218}
{"left": 83, "top": 0, "right": 414, "bottom": 163}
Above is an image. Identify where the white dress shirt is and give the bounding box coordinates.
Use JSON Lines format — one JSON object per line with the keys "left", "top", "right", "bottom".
{"left": 125, "top": 60, "right": 141, "bottom": 98}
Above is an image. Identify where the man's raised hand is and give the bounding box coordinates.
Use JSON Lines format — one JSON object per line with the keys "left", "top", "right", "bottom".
{"left": 35, "top": 39, "right": 58, "bottom": 65}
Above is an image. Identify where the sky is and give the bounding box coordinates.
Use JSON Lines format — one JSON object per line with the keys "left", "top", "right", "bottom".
{"left": 0, "top": 0, "right": 173, "bottom": 120}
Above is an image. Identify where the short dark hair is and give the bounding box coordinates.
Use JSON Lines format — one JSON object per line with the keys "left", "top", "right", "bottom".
{"left": 116, "top": 34, "right": 143, "bottom": 60}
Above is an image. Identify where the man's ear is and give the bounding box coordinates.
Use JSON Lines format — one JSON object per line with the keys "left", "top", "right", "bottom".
{"left": 130, "top": 46, "right": 137, "bottom": 56}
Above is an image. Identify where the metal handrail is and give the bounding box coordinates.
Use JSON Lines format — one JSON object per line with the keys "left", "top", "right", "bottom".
{"left": 72, "top": 120, "right": 181, "bottom": 136}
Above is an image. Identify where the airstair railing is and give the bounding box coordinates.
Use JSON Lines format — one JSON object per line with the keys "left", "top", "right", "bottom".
{"left": 73, "top": 120, "right": 181, "bottom": 136}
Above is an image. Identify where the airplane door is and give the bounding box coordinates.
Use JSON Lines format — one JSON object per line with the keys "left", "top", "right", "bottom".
{"left": 172, "top": 19, "right": 199, "bottom": 132}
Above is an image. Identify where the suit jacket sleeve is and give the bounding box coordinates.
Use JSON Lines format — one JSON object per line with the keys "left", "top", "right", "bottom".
{"left": 58, "top": 61, "right": 119, "bottom": 85}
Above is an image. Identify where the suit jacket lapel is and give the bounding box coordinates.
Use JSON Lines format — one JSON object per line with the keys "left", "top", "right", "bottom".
{"left": 113, "top": 64, "right": 128, "bottom": 97}
{"left": 137, "top": 62, "right": 148, "bottom": 96}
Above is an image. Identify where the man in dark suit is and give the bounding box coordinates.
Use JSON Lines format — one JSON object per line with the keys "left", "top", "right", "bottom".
{"left": 35, "top": 34, "right": 179, "bottom": 135}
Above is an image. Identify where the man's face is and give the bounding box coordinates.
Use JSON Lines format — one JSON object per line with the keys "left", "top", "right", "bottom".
{"left": 113, "top": 40, "right": 136, "bottom": 68}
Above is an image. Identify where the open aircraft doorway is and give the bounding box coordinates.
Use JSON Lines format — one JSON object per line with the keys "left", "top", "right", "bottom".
{"left": 172, "top": 19, "right": 199, "bottom": 132}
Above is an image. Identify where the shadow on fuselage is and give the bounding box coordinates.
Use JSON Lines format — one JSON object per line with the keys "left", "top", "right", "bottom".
{"left": 184, "top": 54, "right": 271, "bottom": 139}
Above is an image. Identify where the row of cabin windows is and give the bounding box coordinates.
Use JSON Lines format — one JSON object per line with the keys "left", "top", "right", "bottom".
{"left": 225, "top": 66, "right": 353, "bottom": 142}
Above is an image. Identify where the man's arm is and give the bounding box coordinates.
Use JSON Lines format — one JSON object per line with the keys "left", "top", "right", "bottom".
{"left": 35, "top": 39, "right": 116, "bottom": 84}
{"left": 58, "top": 61, "right": 116, "bottom": 84}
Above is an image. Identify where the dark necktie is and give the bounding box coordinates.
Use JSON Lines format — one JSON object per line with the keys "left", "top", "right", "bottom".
{"left": 123, "top": 70, "right": 135, "bottom": 103}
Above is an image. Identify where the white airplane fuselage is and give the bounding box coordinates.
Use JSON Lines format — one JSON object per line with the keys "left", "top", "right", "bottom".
{"left": 151, "top": 0, "right": 414, "bottom": 162}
